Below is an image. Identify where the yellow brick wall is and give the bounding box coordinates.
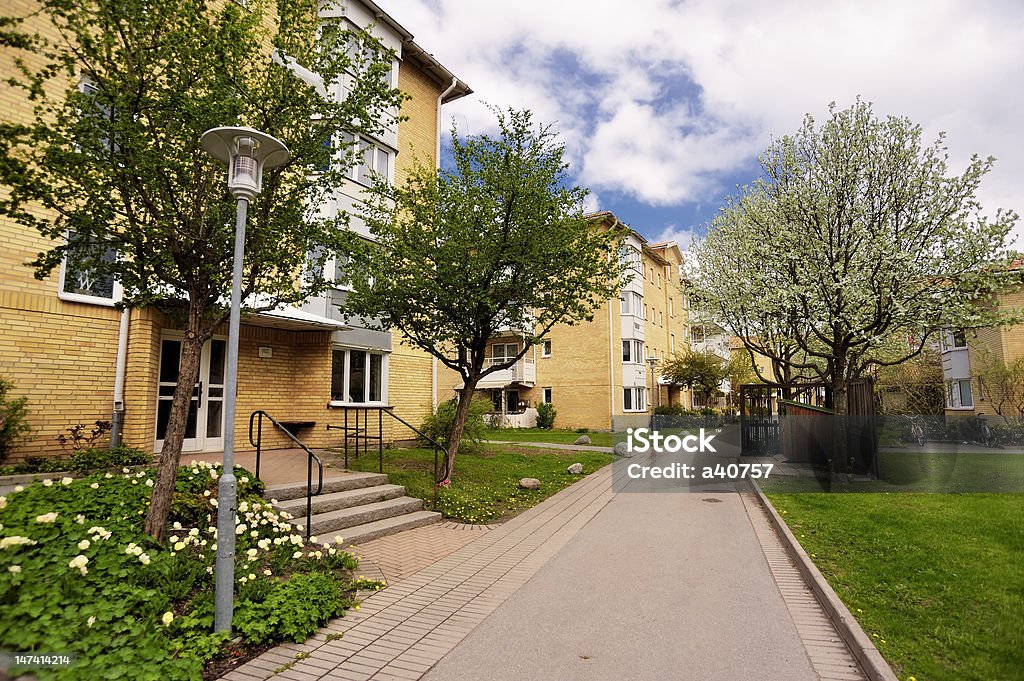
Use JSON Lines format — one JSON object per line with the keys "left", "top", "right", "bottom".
{"left": 964, "top": 286, "right": 1024, "bottom": 415}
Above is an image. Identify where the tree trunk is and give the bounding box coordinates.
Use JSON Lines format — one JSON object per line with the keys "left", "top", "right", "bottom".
{"left": 440, "top": 375, "right": 479, "bottom": 486}
{"left": 831, "top": 381, "right": 850, "bottom": 478}
{"left": 144, "top": 313, "right": 208, "bottom": 541}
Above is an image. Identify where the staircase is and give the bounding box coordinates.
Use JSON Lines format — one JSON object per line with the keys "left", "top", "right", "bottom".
{"left": 263, "top": 472, "right": 441, "bottom": 545}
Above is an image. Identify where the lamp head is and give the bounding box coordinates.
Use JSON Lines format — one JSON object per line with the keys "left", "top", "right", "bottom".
{"left": 201, "top": 126, "right": 290, "bottom": 200}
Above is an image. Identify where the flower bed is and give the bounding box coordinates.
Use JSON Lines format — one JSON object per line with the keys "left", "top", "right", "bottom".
{"left": 0, "top": 460, "right": 381, "bottom": 680}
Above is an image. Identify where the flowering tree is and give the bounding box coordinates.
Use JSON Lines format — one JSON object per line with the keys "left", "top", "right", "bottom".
{"left": 693, "top": 100, "right": 1018, "bottom": 416}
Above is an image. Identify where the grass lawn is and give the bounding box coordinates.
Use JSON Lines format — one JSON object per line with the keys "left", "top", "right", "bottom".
{"left": 481, "top": 427, "right": 615, "bottom": 447}
{"left": 766, "top": 492, "right": 1024, "bottom": 681}
{"left": 341, "top": 443, "right": 613, "bottom": 523}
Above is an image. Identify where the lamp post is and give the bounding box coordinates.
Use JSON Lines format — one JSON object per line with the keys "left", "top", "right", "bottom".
{"left": 200, "top": 126, "right": 289, "bottom": 633}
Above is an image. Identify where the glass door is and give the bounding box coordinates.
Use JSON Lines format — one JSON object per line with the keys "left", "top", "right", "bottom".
{"left": 156, "top": 337, "right": 226, "bottom": 452}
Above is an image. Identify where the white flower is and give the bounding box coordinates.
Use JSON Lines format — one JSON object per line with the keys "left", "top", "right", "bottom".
{"left": 209, "top": 469, "right": 218, "bottom": 479}
{"left": 174, "top": 542, "right": 186, "bottom": 551}
{"left": 87, "top": 615, "right": 95, "bottom": 627}
{"left": 309, "top": 536, "right": 318, "bottom": 544}
{"left": 172, "top": 522, "right": 182, "bottom": 530}
{"left": 248, "top": 572, "right": 256, "bottom": 580}
{"left": 139, "top": 553, "right": 151, "bottom": 565}
{"left": 69, "top": 555, "right": 89, "bottom": 574}
{"left": 241, "top": 477, "right": 249, "bottom": 484}
{"left": 145, "top": 479, "right": 154, "bottom": 487}
{"left": 104, "top": 473, "right": 113, "bottom": 479}
{"left": 188, "top": 528, "right": 199, "bottom": 537}
{"left": 250, "top": 530, "right": 258, "bottom": 538}
{"left": 206, "top": 566, "right": 213, "bottom": 574}
{"left": 210, "top": 498, "right": 218, "bottom": 507}
{"left": 8, "top": 565, "right": 21, "bottom": 574}
{"left": 238, "top": 576, "right": 248, "bottom": 584}
{"left": 313, "top": 551, "right": 322, "bottom": 559}
{"left": 246, "top": 548, "right": 258, "bottom": 559}
{"left": 131, "top": 479, "right": 138, "bottom": 485}
{"left": 238, "top": 501, "right": 249, "bottom": 513}
{"left": 328, "top": 548, "right": 337, "bottom": 556}
{"left": 14, "top": 485, "right": 24, "bottom": 492}
{"left": 42, "top": 479, "right": 53, "bottom": 487}
{"left": 293, "top": 551, "right": 303, "bottom": 559}
{"left": 61, "top": 477, "right": 73, "bottom": 486}
{"left": 169, "top": 536, "right": 179, "bottom": 544}
{"left": 334, "top": 536, "right": 345, "bottom": 545}
{"left": 257, "top": 539, "right": 271, "bottom": 550}
{"left": 0, "top": 496, "right": 6, "bottom": 509}
{"left": 89, "top": 482, "right": 99, "bottom": 489}
{"left": 35, "top": 512, "right": 59, "bottom": 523}
{"left": 122, "top": 467, "right": 130, "bottom": 474}
{"left": 1, "top": 536, "right": 36, "bottom": 549}
{"left": 75, "top": 514, "right": 85, "bottom": 524}
{"left": 263, "top": 569, "right": 272, "bottom": 576}
{"left": 78, "top": 539, "right": 91, "bottom": 550}
{"left": 161, "top": 611, "right": 173, "bottom": 626}
{"left": 235, "top": 523, "right": 247, "bottom": 535}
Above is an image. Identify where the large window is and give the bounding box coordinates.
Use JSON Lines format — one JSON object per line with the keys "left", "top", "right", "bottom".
{"left": 622, "top": 339, "right": 644, "bottom": 364}
{"left": 491, "top": 343, "right": 520, "bottom": 363}
{"left": 623, "top": 387, "right": 646, "bottom": 412}
{"left": 619, "top": 247, "right": 642, "bottom": 275}
{"left": 945, "top": 379, "right": 973, "bottom": 409}
{"left": 336, "top": 131, "right": 393, "bottom": 186}
{"left": 619, "top": 291, "right": 643, "bottom": 317}
{"left": 940, "top": 329, "right": 968, "bottom": 352}
{"left": 331, "top": 348, "right": 386, "bottom": 404}
{"left": 59, "top": 231, "right": 119, "bottom": 305}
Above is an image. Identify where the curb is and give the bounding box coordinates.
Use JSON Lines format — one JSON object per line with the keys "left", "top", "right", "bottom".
{"left": 750, "top": 482, "right": 899, "bottom": 681}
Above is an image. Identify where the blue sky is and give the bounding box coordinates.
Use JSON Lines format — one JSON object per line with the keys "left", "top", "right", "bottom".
{"left": 384, "top": 0, "right": 1024, "bottom": 250}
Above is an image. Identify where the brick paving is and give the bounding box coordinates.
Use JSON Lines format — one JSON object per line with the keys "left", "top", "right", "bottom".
{"left": 222, "top": 462, "right": 618, "bottom": 681}
{"left": 742, "top": 493, "right": 869, "bottom": 681}
{"left": 352, "top": 522, "right": 494, "bottom": 585}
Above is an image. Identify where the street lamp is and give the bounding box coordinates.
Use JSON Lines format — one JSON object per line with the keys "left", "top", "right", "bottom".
{"left": 201, "top": 126, "right": 289, "bottom": 633}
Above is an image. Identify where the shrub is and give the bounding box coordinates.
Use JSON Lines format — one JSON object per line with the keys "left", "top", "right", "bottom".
{"left": 419, "top": 397, "right": 491, "bottom": 451}
{"left": 536, "top": 402, "right": 556, "bottom": 430}
{"left": 0, "top": 376, "right": 32, "bottom": 464}
{"left": 0, "top": 445, "right": 151, "bottom": 476}
{"left": 233, "top": 572, "right": 350, "bottom": 644}
{"left": 56, "top": 420, "right": 113, "bottom": 454}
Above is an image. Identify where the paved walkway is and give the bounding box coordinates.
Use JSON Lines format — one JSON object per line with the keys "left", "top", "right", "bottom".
{"left": 354, "top": 522, "right": 494, "bottom": 585}
{"left": 223, "top": 449, "right": 870, "bottom": 681}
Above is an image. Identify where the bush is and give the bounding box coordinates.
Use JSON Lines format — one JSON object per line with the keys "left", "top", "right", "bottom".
{"left": 536, "top": 402, "right": 556, "bottom": 430}
{"left": 0, "top": 376, "right": 32, "bottom": 464}
{"left": 419, "top": 397, "right": 491, "bottom": 451}
{"left": 0, "top": 445, "right": 151, "bottom": 476}
{"left": 0, "top": 461, "right": 372, "bottom": 680}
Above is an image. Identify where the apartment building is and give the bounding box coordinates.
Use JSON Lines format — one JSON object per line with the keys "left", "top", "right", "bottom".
{"left": 0, "top": 0, "right": 469, "bottom": 460}
{"left": 444, "top": 211, "right": 691, "bottom": 432}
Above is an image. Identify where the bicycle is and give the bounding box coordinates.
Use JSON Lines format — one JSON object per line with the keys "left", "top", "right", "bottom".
{"left": 909, "top": 418, "right": 925, "bottom": 446}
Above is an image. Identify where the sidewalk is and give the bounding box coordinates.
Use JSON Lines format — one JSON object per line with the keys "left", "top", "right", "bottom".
{"left": 224, "top": 446, "right": 869, "bottom": 681}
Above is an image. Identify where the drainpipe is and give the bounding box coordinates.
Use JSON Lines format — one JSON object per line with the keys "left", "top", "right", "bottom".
{"left": 109, "top": 307, "right": 131, "bottom": 448}
{"left": 432, "top": 77, "right": 459, "bottom": 413}
{"left": 608, "top": 298, "right": 616, "bottom": 431}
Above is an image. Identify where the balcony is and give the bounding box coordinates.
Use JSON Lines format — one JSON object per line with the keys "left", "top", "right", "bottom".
{"left": 477, "top": 357, "right": 537, "bottom": 388}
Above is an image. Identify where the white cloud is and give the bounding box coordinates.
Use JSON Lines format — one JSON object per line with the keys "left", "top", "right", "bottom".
{"left": 383, "top": 0, "right": 1024, "bottom": 233}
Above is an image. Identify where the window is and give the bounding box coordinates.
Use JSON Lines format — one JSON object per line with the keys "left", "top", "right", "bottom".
{"left": 619, "top": 247, "right": 642, "bottom": 275}
{"left": 669, "top": 298, "right": 674, "bottom": 317}
{"left": 619, "top": 291, "right": 643, "bottom": 317}
{"left": 945, "top": 379, "right": 974, "bottom": 409}
{"left": 622, "top": 340, "right": 644, "bottom": 364}
{"left": 658, "top": 273, "right": 662, "bottom": 288}
{"left": 644, "top": 305, "right": 649, "bottom": 320}
{"left": 623, "top": 387, "right": 646, "bottom": 412}
{"left": 491, "top": 343, "right": 520, "bottom": 363}
{"left": 659, "top": 311, "right": 664, "bottom": 327}
{"left": 58, "top": 231, "right": 119, "bottom": 305}
{"left": 691, "top": 326, "right": 705, "bottom": 344}
{"left": 670, "top": 334, "right": 675, "bottom": 352}
{"left": 334, "top": 132, "right": 394, "bottom": 186}
{"left": 541, "top": 339, "right": 552, "bottom": 357}
{"left": 543, "top": 387, "right": 553, "bottom": 403}
{"left": 331, "top": 348, "right": 386, "bottom": 403}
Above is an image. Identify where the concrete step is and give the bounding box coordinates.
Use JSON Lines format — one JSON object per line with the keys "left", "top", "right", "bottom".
{"left": 277, "top": 484, "right": 406, "bottom": 516}
{"left": 339, "top": 510, "right": 443, "bottom": 545}
{"left": 307, "top": 496, "right": 425, "bottom": 535}
{"left": 263, "top": 472, "right": 389, "bottom": 502}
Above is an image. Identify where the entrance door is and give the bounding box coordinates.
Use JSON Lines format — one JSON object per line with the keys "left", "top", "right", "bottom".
{"left": 156, "top": 336, "right": 226, "bottom": 452}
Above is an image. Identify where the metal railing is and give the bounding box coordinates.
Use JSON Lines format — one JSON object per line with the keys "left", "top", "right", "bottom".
{"left": 327, "top": 405, "right": 450, "bottom": 509}
{"left": 248, "top": 410, "right": 323, "bottom": 539}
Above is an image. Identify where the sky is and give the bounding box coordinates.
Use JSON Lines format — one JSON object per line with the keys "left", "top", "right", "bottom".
{"left": 379, "top": 0, "right": 1024, "bottom": 251}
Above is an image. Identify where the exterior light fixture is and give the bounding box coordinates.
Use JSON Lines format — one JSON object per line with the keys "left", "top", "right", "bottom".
{"left": 201, "top": 126, "right": 289, "bottom": 633}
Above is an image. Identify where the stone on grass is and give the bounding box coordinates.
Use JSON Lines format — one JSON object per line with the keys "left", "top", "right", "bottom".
{"left": 566, "top": 463, "right": 583, "bottom": 475}
{"left": 573, "top": 435, "right": 592, "bottom": 445}
{"left": 613, "top": 442, "right": 631, "bottom": 458}
{"left": 519, "top": 478, "right": 541, "bottom": 490}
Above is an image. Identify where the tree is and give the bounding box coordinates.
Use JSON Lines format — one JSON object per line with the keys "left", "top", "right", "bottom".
{"left": 660, "top": 349, "right": 728, "bottom": 407}
{"left": 973, "top": 348, "right": 1024, "bottom": 420}
{"left": 692, "top": 99, "right": 1018, "bottom": 417}
{"left": 724, "top": 350, "right": 759, "bottom": 409}
{"left": 0, "top": 0, "right": 404, "bottom": 539}
{"left": 873, "top": 347, "right": 945, "bottom": 415}
{"left": 340, "top": 108, "right": 625, "bottom": 484}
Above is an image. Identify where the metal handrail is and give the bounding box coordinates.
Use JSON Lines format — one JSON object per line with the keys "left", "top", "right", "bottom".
{"left": 328, "top": 405, "right": 450, "bottom": 509}
{"left": 248, "top": 410, "right": 323, "bottom": 539}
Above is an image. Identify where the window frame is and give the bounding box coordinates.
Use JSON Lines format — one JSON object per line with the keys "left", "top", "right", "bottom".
{"left": 541, "top": 339, "right": 552, "bottom": 358}
{"left": 623, "top": 387, "right": 647, "bottom": 412}
{"left": 542, "top": 387, "right": 553, "bottom": 404}
{"left": 945, "top": 378, "right": 974, "bottom": 409}
{"left": 57, "top": 230, "right": 122, "bottom": 307}
{"left": 329, "top": 346, "right": 389, "bottom": 406}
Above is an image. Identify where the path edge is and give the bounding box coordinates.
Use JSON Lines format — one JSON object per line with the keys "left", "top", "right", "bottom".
{"left": 749, "top": 481, "right": 899, "bottom": 681}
